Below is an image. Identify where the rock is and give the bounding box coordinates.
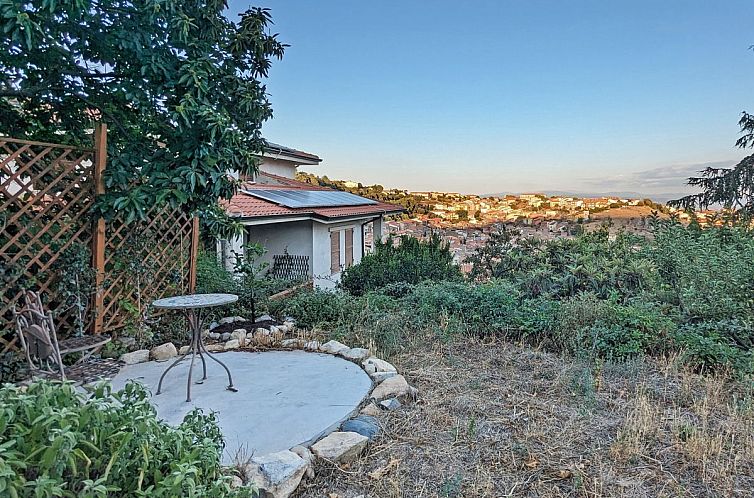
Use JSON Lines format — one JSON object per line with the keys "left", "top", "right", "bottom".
{"left": 370, "top": 375, "right": 411, "bottom": 401}
{"left": 245, "top": 450, "right": 307, "bottom": 498}
{"left": 341, "top": 347, "right": 370, "bottom": 362}
{"left": 290, "top": 445, "right": 315, "bottom": 479}
{"left": 257, "top": 314, "right": 273, "bottom": 322}
{"left": 206, "top": 344, "right": 225, "bottom": 352}
{"left": 208, "top": 321, "right": 219, "bottom": 330}
{"left": 341, "top": 415, "right": 380, "bottom": 441}
{"left": 283, "top": 321, "right": 295, "bottom": 330}
{"left": 208, "top": 332, "right": 221, "bottom": 340}
{"left": 369, "top": 371, "right": 397, "bottom": 383}
{"left": 256, "top": 327, "right": 271, "bottom": 336}
{"left": 276, "top": 324, "right": 288, "bottom": 334}
{"left": 310, "top": 431, "right": 368, "bottom": 464}
{"left": 224, "top": 339, "right": 240, "bottom": 350}
{"left": 232, "top": 316, "right": 246, "bottom": 322}
{"left": 303, "top": 340, "right": 321, "bottom": 351}
{"left": 360, "top": 403, "right": 382, "bottom": 417}
{"left": 231, "top": 329, "right": 247, "bottom": 346}
{"left": 268, "top": 325, "right": 279, "bottom": 335}
{"left": 230, "top": 475, "right": 243, "bottom": 489}
{"left": 150, "top": 342, "right": 177, "bottom": 361}
{"left": 119, "top": 349, "right": 150, "bottom": 365}
{"left": 281, "top": 338, "right": 301, "bottom": 348}
{"left": 320, "top": 340, "right": 350, "bottom": 355}
{"left": 219, "top": 317, "right": 235, "bottom": 325}
{"left": 178, "top": 345, "right": 190, "bottom": 355}
{"left": 362, "top": 357, "right": 397, "bottom": 374}
{"left": 379, "top": 398, "right": 402, "bottom": 411}
{"left": 221, "top": 332, "right": 231, "bottom": 341}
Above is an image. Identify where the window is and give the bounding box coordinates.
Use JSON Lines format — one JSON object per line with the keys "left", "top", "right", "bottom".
{"left": 330, "top": 231, "right": 340, "bottom": 274}
{"left": 345, "top": 228, "right": 354, "bottom": 268}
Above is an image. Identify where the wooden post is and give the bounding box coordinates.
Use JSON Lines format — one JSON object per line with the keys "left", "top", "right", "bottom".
{"left": 91, "top": 123, "right": 107, "bottom": 334}
{"left": 188, "top": 216, "right": 200, "bottom": 293}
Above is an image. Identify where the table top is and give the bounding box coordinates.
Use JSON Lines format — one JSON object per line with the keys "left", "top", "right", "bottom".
{"left": 152, "top": 293, "right": 238, "bottom": 310}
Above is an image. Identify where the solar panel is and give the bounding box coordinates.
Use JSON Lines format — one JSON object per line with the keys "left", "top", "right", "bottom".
{"left": 242, "top": 189, "right": 378, "bottom": 208}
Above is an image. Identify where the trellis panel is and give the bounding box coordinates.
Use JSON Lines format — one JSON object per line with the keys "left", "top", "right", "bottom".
{"left": 0, "top": 138, "right": 96, "bottom": 352}
{"left": 98, "top": 205, "right": 196, "bottom": 332}
{"left": 1, "top": 129, "right": 199, "bottom": 352}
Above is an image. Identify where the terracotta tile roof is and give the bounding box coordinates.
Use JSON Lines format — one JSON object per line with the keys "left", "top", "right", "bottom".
{"left": 225, "top": 173, "right": 404, "bottom": 221}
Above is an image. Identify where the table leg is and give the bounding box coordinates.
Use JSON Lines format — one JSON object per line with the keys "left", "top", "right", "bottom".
{"left": 156, "top": 348, "right": 189, "bottom": 395}
{"left": 198, "top": 337, "right": 237, "bottom": 392}
{"left": 155, "top": 304, "right": 237, "bottom": 401}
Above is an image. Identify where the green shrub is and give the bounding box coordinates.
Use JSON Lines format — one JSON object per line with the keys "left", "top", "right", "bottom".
{"left": 0, "top": 380, "right": 251, "bottom": 498}
{"left": 268, "top": 288, "right": 353, "bottom": 330}
{"left": 196, "top": 250, "right": 237, "bottom": 295}
{"left": 675, "top": 320, "right": 754, "bottom": 372}
{"left": 340, "top": 234, "right": 462, "bottom": 296}
{"left": 555, "top": 293, "right": 675, "bottom": 360}
{"left": 405, "top": 280, "right": 523, "bottom": 336}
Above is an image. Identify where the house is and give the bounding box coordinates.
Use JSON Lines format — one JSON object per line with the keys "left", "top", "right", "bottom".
{"left": 220, "top": 142, "right": 403, "bottom": 289}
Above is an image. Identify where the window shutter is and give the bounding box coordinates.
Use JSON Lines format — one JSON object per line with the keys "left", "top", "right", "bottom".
{"left": 345, "top": 228, "right": 354, "bottom": 267}
{"left": 330, "top": 231, "right": 340, "bottom": 274}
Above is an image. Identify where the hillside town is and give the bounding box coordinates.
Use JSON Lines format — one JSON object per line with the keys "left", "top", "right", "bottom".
{"left": 305, "top": 175, "right": 719, "bottom": 272}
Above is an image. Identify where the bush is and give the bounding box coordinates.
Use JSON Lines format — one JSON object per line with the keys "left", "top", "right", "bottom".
{"left": 0, "top": 380, "right": 251, "bottom": 498}
{"left": 340, "top": 234, "right": 462, "bottom": 295}
{"left": 268, "top": 288, "right": 353, "bottom": 330}
{"left": 555, "top": 293, "right": 676, "bottom": 360}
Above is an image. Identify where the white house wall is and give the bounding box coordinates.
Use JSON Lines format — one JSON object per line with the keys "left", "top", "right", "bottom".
{"left": 258, "top": 157, "right": 297, "bottom": 179}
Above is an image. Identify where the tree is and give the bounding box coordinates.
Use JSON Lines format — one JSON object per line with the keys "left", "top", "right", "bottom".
{"left": 0, "top": 1, "right": 285, "bottom": 231}
{"left": 670, "top": 112, "right": 754, "bottom": 214}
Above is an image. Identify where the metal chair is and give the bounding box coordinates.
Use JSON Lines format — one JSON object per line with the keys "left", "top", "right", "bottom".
{"left": 12, "top": 291, "right": 117, "bottom": 383}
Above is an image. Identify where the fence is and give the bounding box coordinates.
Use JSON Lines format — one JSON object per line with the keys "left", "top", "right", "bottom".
{"left": 270, "top": 253, "right": 310, "bottom": 281}
{"left": 0, "top": 126, "right": 198, "bottom": 352}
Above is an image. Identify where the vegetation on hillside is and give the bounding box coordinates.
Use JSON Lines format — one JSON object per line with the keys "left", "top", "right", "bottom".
{"left": 272, "top": 219, "right": 754, "bottom": 373}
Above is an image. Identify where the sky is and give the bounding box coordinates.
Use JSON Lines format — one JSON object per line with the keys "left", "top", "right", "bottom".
{"left": 226, "top": 0, "right": 754, "bottom": 196}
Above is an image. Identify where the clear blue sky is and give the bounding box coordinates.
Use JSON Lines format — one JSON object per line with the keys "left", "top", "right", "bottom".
{"left": 227, "top": 0, "right": 754, "bottom": 196}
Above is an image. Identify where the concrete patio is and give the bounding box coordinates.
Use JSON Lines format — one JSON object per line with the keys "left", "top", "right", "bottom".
{"left": 110, "top": 350, "right": 373, "bottom": 464}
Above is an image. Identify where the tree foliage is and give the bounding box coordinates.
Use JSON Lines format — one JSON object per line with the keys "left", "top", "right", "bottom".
{"left": 0, "top": 0, "right": 285, "bottom": 225}
{"left": 670, "top": 112, "right": 754, "bottom": 214}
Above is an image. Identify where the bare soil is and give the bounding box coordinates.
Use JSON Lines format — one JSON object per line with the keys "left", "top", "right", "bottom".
{"left": 294, "top": 336, "right": 754, "bottom": 498}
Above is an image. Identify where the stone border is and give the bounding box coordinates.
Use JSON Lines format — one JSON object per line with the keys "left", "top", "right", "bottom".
{"left": 118, "top": 321, "right": 418, "bottom": 498}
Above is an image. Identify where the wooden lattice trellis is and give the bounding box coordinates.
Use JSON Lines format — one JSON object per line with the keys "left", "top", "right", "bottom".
{"left": 271, "top": 253, "right": 310, "bottom": 281}
{"left": 0, "top": 126, "right": 198, "bottom": 352}
{"left": 0, "top": 137, "right": 96, "bottom": 352}
{"left": 98, "top": 206, "right": 198, "bottom": 332}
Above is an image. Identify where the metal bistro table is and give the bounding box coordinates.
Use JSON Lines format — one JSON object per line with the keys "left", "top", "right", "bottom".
{"left": 152, "top": 293, "right": 239, "bottom": 402}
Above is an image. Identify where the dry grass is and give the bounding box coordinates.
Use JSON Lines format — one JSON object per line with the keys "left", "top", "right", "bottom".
{"left": 294, "top": 336, "right": 754, "bottom": 497}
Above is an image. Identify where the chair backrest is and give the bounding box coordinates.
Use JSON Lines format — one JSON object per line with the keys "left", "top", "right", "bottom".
{"left": 12, "top": 291, "right": 65, "bottom": 379}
